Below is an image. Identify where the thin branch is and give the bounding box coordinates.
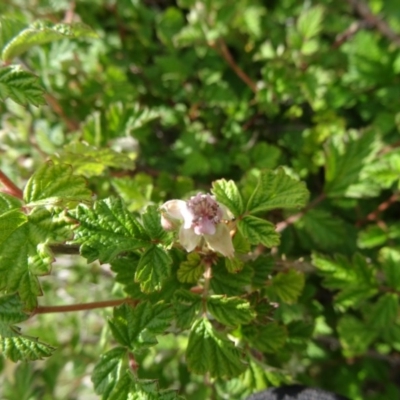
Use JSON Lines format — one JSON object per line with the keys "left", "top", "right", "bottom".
{"left": 275, "top": 193, "right": 326, "bottom": 233}
{"left": 213, "top": 39, "right": 257, "bottom": 93}
{"left": 357, "top": 193, "right": 398, "bottom": 227}
{"left": 347, "top": 0, "right": 400, "bottom": 47}
{"left": 45, "top": 94, "right": 80, "bottom": 131}
{"left": 50, "top": 244, "right": 81, "bottom": 255}
{"left": 33, "top": 298, "right": 137, "bottom": 315}
{"left": 0, "top": 170, "right": 23, "bottom": 199}
{"left": 332, "top": 20, "right": 368, "bottom": 48}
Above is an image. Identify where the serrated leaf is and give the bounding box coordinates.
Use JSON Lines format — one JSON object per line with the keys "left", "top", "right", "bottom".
{"left": 92, "top": 347, "right": 126, "bottom": 397}
{"left": 2, "top": 20, "right": 97, "bottom": 61}
{"left": 24, "top": 162, "right": 92, "bottom": 207}
{"left": 108, "top": 302, "right": 173, "bottom": 351}
{"left": 0, "top": 335, "right": 55, "bottom": 361}
{"left": 0, "top": 193, "right": 22, "bottom": 215}
{"left": 297, "top": 209, "right": 348, "bottom": 252}
{"left": 237, "top": 215, "right": 280, "bottom": 247}
{"left": 177, "top": 252, "right": 203, "bottom": 283}
{"left": 244, "top": 322, "right": 287, "bottom": 353}
{"left": 0, "top": 208, "right": 70, "bottom": 309}
{"left": 207, "top": 295, "right": 255, "bottom": 327}
{"left": 173, "top": 289, "right": 201, "bottom": 329}
{"left": 246, "top": 169, "right": 309, "bottom": 214}
{"left": 380, "top": 247, "right": 400, "bottom": 291}
{"left": 211, "top": 179, "right": 244, "bottom": 216}
{"left": 53, "top": 141, "right": 136, "bottom": 177}
{"left": 135, "top": 245, "right": 172, "bottom": 292}
{"left": 0, "top": 65, "right": 45, "bottom": 106}
{"left": 324, "top": 131, "right": 380, "bottom": 197}
{"left": 0, "top": 294, "right": 27, "bottom": 324}
{"left": 266, "top": 269, "right": 305, "bottom": 304}
{"left": 297, "top": 5, "right": 324, "bottom": 39}
{"left": 337, "top": 315, "right": 376, "bottom": 357}
{"left": 142, "top": 205, "right": 168, "bottom": 240}
{"left": 249, "top": 255, "right": 274, "bottom": 288}
{"left": 211, "top": 262, "right": 253, "bottom": 296}
{"left": 186, "top": 318, "right": 246, "bottom": 378}
{"left": 367, "top": 293, "right": 398, "bottom": 330}
{"left": 225, "top": 256, "right": 243, "bottom": 273}
{"left": 71, "top": 198, "right": 147, "bottom": 263}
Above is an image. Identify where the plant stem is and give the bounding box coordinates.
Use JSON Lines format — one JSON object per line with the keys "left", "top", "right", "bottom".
{"left": 275, "top": 192, "right": 326, "bottom": 233}
{"left": 0, "top": 170, "right": 23, "bottom": 199}
{"left": 214, "top": 39, "right": 257, "bottom": 93}
{"left": 202, "top": 260, "right": 212, "bottom": 315}
{"left": 33, "top": 298, "right": 136, "bottom": 315}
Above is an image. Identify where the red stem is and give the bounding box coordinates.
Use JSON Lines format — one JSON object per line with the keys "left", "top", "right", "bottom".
{"left": 0, "top": 170, "right": 23, "bottom": 199}
{"left": 33, "top": 298, "right": 137, "bottom": 315}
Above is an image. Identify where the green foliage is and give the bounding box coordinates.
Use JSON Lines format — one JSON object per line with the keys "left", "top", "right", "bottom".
{"left": 1, "top": 0, "right": 400, "bottom": 398}
{"left": 0, "top": 65, "right": 44, "bottom": 106}
{"left": 2, "top": 20, "right": 97, "bottom": 61}
{"left": 186, "top": 318, "right": 246, "bottom": 378}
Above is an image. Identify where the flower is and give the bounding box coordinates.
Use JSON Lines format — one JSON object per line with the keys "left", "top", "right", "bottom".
{"left": 160, "top": 193, "right": 234, "bottom": 258}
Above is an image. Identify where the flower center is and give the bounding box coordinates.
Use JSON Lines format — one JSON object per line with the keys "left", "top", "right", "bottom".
{"left": 186, "top": 193, "right": 222, "bottom": 234}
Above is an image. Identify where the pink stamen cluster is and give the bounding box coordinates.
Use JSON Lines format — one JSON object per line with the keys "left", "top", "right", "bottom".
{"left": 184, "top": 193, "right": 223, "bottom": 236}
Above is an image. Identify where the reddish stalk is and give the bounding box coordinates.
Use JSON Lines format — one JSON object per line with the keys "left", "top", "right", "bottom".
{"left": 275, "top": 193, "right": 326, "bottom": 233}
{"left": 0, "top": 170, "right": 23, "bottom": 199}
{"left": 33, "top": 298, "right": 136, "bottom": 315}
{"left": 214, "top": 39, "right": 257, "bottom": 93}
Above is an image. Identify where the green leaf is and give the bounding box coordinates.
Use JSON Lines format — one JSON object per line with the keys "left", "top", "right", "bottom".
{"left": 367, "top": 293, "right": 398, "bottom": 330}
{"left": 23, "top": 162, "right": 92, "bottom": 207}
{"left": 135, "top": 245, "right": 172, "bottom": 292}
{"left": 246, "top": 169, "right": 309, "bottom": 214}
{"left": 0, "top": 65, "right": 45, "bottom": 106}
{"left": 212, "top": 179, "right": 244, "bottom": 216}
{"left": 108, "top": 302, "right": 173, "bottom": 351}
{"left": 358, "top": 225, "right": 387, "bottom": 249}
{"left": 0, "top": 193, "right": 22, "bottom": 215}
{"left": 173, "top": 289, "right": 201, "bottom": 329}
{"left": 207, "top": 295, "right": 255, "bottom": 327}
{"left": 71, "top": 198, "right": 147, "bottom": 263}
{"left": 237, "top": 215, "right": 280, "bottom": 247}
{"left": 324, "top": 131, "right": 380, "bottom": 197}
{"left": 142, "top": 205, "right": 168, "bottom": 241}
{"left": 337, "top": 315, "right": 376, "bottom": 357}
{"left": 0, "top": 208, "right": 70, "bottom": 309}
{"left": 312, "top": 252, "right": 376, "bottom": 289}
{"left": 2, "top": 20, "right": 97, "bottom": 61}
{"left": 177, "top": 252, "right": 204, "bottom": 283}
{"left": 266, "top": 269, "right": 305, "bottom": 304}
{"left": 244, "top": 322, "right": 287, "bottom": 353}
{"left": 211, "top": 262, "right": 253, "bottom": 296}
{"left": 297, "top": 5, "right": 324, "bottom": 39}
{"left": 225, "top": 256, "right": 243, "bottom": 273}
{"left": 297, "top": 209, "right": 349, "bottom": 252}
{"left": 380, "top": 247, "right": 400, "bottom": 291}
{"left": 0, "top": 335, "right": 55, "bottom": 361}
{"left": 250, "top": 255, "right": 274, "bottom": 288}
{"left": 0, "top": 294, "right": 27, "bottom": 324}
{"left": 92, "top": 347, "right": 126, "bottom": 398}
{"left": 53, "top": 141, "right": 136, "bottom": 177}
{"left": 0, "top": 17, "right": 27, "bottom": 51}
{"left": 186, "top": 318, "right": 246, "bottom": 378}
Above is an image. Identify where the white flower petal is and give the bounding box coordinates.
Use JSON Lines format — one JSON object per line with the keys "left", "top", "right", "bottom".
{"left": 205, "top": 224, "right": 234, "bottom": 258}
{"left": 161, "top": 200, "right": 186, "bottom": 220}
{"left": 179, "top": 226, "right": 201, "bottom": 252}
{"left": 193, "top": 218, "right": 216, "bottom": 235}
